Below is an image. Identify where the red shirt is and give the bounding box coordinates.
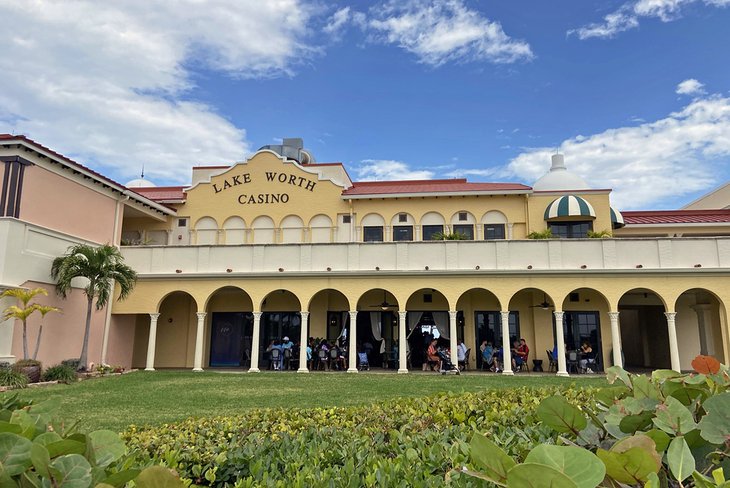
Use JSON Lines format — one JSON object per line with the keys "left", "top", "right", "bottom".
{"left": 517, "top": 344, "right": 529, "bottom": 360}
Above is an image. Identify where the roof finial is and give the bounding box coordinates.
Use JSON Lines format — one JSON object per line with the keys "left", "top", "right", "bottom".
{"left": 141, "top": 164, "right": 145, "bottom": 179}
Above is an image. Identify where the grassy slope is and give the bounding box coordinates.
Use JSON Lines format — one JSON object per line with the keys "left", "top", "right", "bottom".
{"left": 5, "top": 371, "right": 607, "bottom": 432}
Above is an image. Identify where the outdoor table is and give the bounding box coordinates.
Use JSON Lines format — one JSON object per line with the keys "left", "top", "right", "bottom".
{"left": 532, "top": 359, "right": 543, "bottom": 372}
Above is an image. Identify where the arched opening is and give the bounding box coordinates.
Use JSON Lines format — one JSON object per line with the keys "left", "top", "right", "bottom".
{"left": 251, "top": 216, "right": 275, "bottom": 244}
{"left": 259, "top": 290, "right": 301, "bottom": 370}
{"left": 206, "top": 287, "right": 254, "bottom": 368}
{"left": 309, "top": 214, "right": 332, "bottom": 243}
{"left": 195, "top": 217, "right": 218, "bottom": 245}
{"left": 618, "top": 288, "right": 669, "bottom": 370}
{"left": 481, "top": 210, "right": 508, "bottom": 240}
{"left": 132, "top": 291, "right": 198, "bottom": 369}
{"left": 356, "top": 289, "right": 399, "bottom": 368}
{"left": 450, "top": 210, "right": 476, "bottom": 240}
{"left": 456, "top": 288, "right": 501, "bottom": 370}
{"left": 280, "top": 215, "right": 304, "bottom": 244}
{"left": 307, "top": 289, "right": 351, "bottom": 371}
{"left": 420, "top": 212, "right": 446, "bottom": 241}
{"left": 675, "top": 288, "right": 726, "bottom": 369}
{"left": 560, "top": 288, "right": 611, "bottom": 372}
{"left": 360, "top": 213, "right": 385, "bottom": 242}
{"left": 507, "top": 288, "right": 556, "bottom": 370}
{"left": 222, "top": 217, "right": 246, "bottom": 245}
{"left": 405, "top": 288, "right": 450, "bottom": 371}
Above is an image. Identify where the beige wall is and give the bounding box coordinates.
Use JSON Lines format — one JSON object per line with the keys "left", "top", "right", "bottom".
{"left": 106, "top": 315, "right": 136, "bottom": 369}
{"left": 19, "top": 165, "right": 117, "bottom": 244}
{"left": 11, "top": 280, "right": 107, "bottom": 368}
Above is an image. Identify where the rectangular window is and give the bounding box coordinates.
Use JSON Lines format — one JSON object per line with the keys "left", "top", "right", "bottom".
{"left": 484, "top": 224, "right": 505, "bottom": 240}
{"left": 556, "top": 311, "right": 602, "bottom": 371}
{"left": 458, "top": 212, "right": 468, "bottom": 221}
{"left": 452, "top": 224, "right": 474, "bottom": 240}
{"left": 178, "top": 218, "right": 187, "bottom": 227}
{"left": 363, "top": 226, "right": 384, "bottom": 242}
{"left": 392, "top": 225, "right": 413, "bottom": 241}
{"left": 548, "top": 221, "right": 593, "bottom": 238}
{"left": 422, "top": 225, "right": 444, "bottom": 241}
{"left": 342, "top": 215, "right": 352, "bottom": 224}
{"left": 398, "top": 213, "right": 408, "bottom": 223}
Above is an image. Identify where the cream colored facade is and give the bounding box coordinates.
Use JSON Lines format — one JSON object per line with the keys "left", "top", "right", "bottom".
{"left": 1, "top": 135, "right": 728, "bottom": 375}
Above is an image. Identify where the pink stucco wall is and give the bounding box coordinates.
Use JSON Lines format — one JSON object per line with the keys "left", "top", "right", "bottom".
{"left": 106, "top": 315, "right": 136, "bottom": 370}
{"left": 19, "top": 165, "right": 118, "bottom": 244}
{"left": 11, "top": 280, "right": 107, "bottom": 368}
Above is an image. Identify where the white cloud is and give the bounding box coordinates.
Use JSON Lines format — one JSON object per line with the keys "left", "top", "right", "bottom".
{"left": 356, "top": 159, "right": 435, "bottom": 180}
{"left": 0, "top": 0, "right": 319, "bottom": 184}
{"left": 570, "top": 0, "right": 730, "bottom": 39}
{"left": 676, "top": 78, "right": 706, "bottom": 96}
{"left": 324, "top": 7, "right": 352, "bottom": 38}
{"left": 506, "top": 95, "right": 730, "bottom": 209}
{"left": 367, "top": 0, "right": 533, "bottom": 65}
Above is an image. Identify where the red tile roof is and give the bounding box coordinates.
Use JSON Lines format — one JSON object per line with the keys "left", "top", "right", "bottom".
{"left": 342, "top": 179, "right": 531, "bottom": 196}
{"left": 130, "top": 186, "right": 186, "bottom": 202}
{"left": 623, "top": 209, "right": 730, "bottom": 225}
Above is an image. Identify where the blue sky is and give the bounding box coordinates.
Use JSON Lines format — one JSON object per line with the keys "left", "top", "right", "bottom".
{"left": 1, "top": 0, "right": 729, "bottom": 209}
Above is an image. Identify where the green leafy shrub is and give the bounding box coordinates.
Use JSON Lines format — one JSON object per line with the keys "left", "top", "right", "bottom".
{"left": 0, "top": 393, "right": 184, "bottom": 487}
{"left": 431, "top": 231, "right": 469, "bottom": 240}
{"left": 526, "top": 229, "right": 554, "bottom": 239}
{"left": 124, "top": 386, "right": 597, "bottom": 487}
{"left": 11, "top": 359, "right": 42, "bottom": 383}
{"left": 461, "top": 355, "right": 730, "bottom": 487}
{"left": 0, "top": 368, "right": 28, "bottom": 389}
{"left": 41, "top": 364, "right": 77, "bottom": 383}
{"left": 587, "top": 229, "right": 612, "bottom": 238}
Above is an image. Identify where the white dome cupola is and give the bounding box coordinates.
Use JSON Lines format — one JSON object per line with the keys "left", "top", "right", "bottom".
{"left": 532, "top": 154, "right": 590, "bottom": 191}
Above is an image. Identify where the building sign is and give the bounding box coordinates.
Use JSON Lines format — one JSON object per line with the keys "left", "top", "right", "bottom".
{"left": 212, "top": 171, "right": 317, "bottom": 205}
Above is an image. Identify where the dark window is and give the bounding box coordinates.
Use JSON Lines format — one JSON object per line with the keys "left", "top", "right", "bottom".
{"left": 398, "top": 213, "right": 408, "bottom": 223}
{"left": 342, "top": 215, "right": 351, "bottom": 224}
{"left": 458, "top": 212, "right": 468, "bottom": 221}
{"left": 422, "top": 225, "right": 444, "bottom": 240}
{"left": 484, "top": 224, "right": 505, "bottom": 240}
{"left": 569, "top": 292, "right": 580, "bottom": 302}
{"left": 393, "top": 225, "right": 413, "bottom": 241}
{"left": 363, "top": 226, "right": 384, "bottom": 242}
{"left": 556, "top": 311, "right": 603, "bottom": 371}
{"left": 548, "top": 221, "right": 593, "bottom": 238}
{"left": 423, "top": 293, "right": 432, "bottom": 303}
{"left": 474, "top": 311, "right": 520, "bottom": 357}
{"left": 178, "top": 218, "right": 187, "bottom": 227}
{"left": 452, "top": 224, "right": 474, "bottom": 240}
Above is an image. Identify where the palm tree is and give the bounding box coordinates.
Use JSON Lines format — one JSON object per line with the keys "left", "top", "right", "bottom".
{"left": 1, "top": 287, "right": 55, "bottom": 360}
{"left": 51, "top": 244, "right": 137, "bottom": 370}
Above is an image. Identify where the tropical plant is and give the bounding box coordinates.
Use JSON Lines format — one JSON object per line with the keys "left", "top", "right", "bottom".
{"left": 1, "top": 288, "right": 59, "bottom": 360}
{"left": 0, "top": 394, "right": 184, "bottom": 487}
{"left": 431, "top": 231, "right": 469, "bottom": 240}
{"left": 41, "top": 364, "right": 77, "bottom": 383}
{"left": 587, "top": 229, "right": 613, "bottom": 238}
{"left": 460, "top": 354, "right": 730, "bottom": 487}
{"left": 526, "top": 229, "right": 554, "bottom": 239}
{"left": 0, "top": 368, "right": 28, "bottom": 389}
{"left": 51, "top": 244, "right": 137, "bottom": 371}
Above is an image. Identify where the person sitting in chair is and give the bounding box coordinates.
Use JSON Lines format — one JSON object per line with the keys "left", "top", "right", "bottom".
{"left": 579, "top": 341, "right": 594, "bottom": 373}
{"left": 482, "top": 341, "right": 495, "bottom": 371}
{"left": 423, "top": 339, "right": 440, "bottom": 371}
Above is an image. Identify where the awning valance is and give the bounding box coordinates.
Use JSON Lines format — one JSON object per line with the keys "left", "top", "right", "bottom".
{"left": 544, "top": 195, "right": 596, "bottom": 220}
{"left": 610, "top": 207, "right": 625, "bottom": 229}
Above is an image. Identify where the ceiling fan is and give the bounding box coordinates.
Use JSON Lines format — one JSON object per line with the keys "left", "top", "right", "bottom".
{"left": 530, "top": 293, "right": 554, "bottom": 310}
{"left": 370, "top": 291, "right": 397, "bottom": 310}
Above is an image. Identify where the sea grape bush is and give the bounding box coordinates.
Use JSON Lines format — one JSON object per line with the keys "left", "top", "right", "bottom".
{"left": 461, "top": 355, "right": 730, "bottom": 487}
{"left": 123, "top": 386, "right": 596, "bottom": 487}
{"left": 0, "top": 393, "right": 184, "bottom": 487}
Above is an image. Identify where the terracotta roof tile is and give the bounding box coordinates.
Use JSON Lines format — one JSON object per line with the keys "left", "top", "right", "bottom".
{"left": 623, "top": 209, "right": 730, "bottom": 225}
{"left": 130, "top": 186, "right": 186, "bottom": 201}
{"left": 342, "top": 179, "right": 531, "bottom": 196}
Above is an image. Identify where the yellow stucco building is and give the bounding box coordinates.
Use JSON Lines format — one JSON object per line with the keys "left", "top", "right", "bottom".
{"left": 102, "top": 138, "right": 730, "bottom": 376}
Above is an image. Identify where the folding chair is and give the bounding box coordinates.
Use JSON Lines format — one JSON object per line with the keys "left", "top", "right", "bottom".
{"left": 546, "top": 349, "right": 557, "bottom": 373}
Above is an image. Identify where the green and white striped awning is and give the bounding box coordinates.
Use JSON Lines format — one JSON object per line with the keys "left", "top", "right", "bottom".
{"left": 544, "top": 195, "right": 596, "bottom": 220}
{"left": 610, "top": 207, "right": 625, "bottom": 229}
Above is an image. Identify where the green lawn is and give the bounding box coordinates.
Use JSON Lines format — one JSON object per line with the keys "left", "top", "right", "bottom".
{"left": 5, "top": 370, "right": 608, "bottom": 432}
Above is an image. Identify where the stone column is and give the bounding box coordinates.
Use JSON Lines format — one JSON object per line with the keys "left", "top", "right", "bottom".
{"left": 500, "top": 311, "right": 513, "bottom": 375}
{"left": 665, "top": 312, "right": 681, "bottom": 372}
{"left": 554, "top": 311, "right": 568, "bottom": 377}
{"left": 249, "top": 312, "right": 262, "bottom": 373}
{"left": 145, "top": 313, "right": 160, "bottom": 371}
{"left": 193, "top": 312, "right": 206, "bottom": 371}
{"left": 692, "top": 304, "right": 714, "bottom": 356}
{"left": 348, "top": 311, "right": 359, "bottom": 373}
{"left": 398, "top": 311, "right": 408, "bottom": 374}
{"left": 449, "top": 310, "right": 458, "bottom": 369}
{"left": 608, "top": 311, "right": 622, "bottom": 368}
{"left": 298, "top": 312, "right": 309, "bottom": 373}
